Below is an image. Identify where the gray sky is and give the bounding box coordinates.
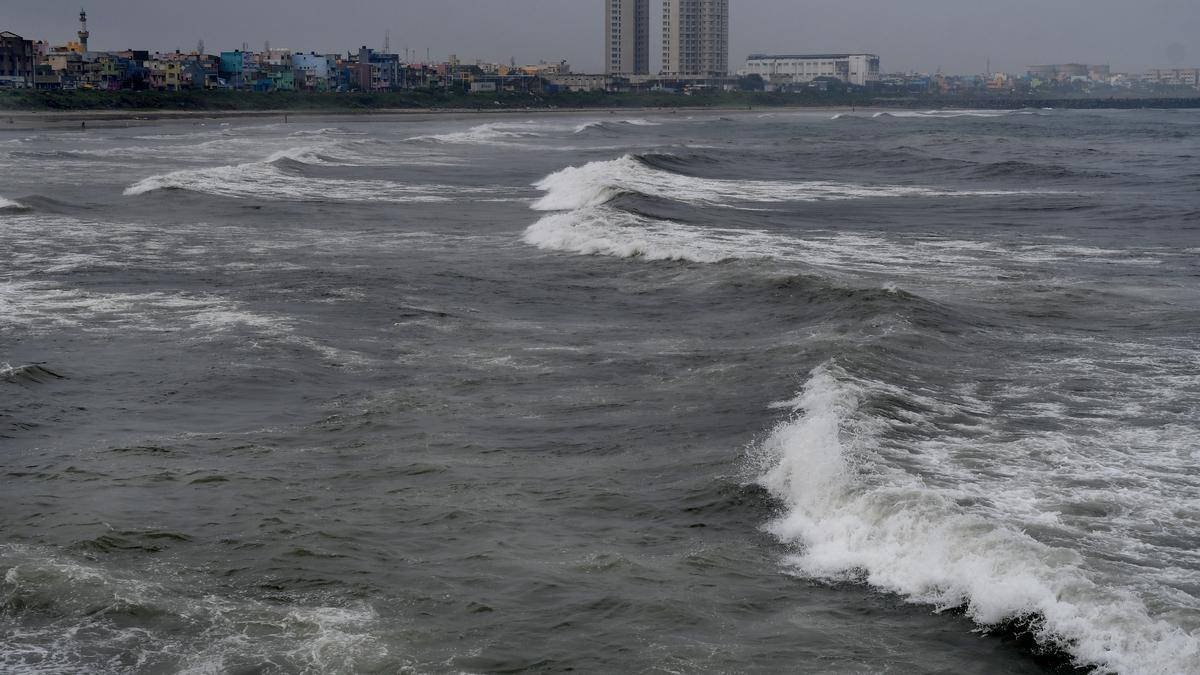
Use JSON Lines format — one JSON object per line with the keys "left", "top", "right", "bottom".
{"left": 6, "top": 1, "right": 1198, "bottom": 74}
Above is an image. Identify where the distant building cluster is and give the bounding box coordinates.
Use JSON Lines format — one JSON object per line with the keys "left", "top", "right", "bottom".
{"left": 1028, "top": 63, "right": 1111, "bottom": 82}
{"left": 2, "top": 7, "right": 1198, "bottom": 97}
{"left": 973, "top": 63, "right": 1200, "bottom": 93}
{"left": 0, "top": 10, "right": 597, "bottom": 94}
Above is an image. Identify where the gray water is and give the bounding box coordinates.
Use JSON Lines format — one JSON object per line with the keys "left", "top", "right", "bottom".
{"left": 2, "top": 108, "right": 1198, "bottom": 674}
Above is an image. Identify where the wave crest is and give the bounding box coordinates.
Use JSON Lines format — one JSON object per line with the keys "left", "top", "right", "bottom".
{"left": 523, "top": 207, "right": 740, "bottom": 263}
{"left": 408, "top": 122, "right": 549, "bottom": 145}
{"left": 573, "top": 119, "right": 662, "bottom": 134}
{"left": 0, "top": 195, "right": 27, "bottom": 211}
{"left": 753, "top": 362, "right": 1200, "bottom": 675}
{"left": 123, "top": 146, "right": 469, "bottom": 203}
{"left": 531, "top": 154, "right": 1031, "bottom": 212}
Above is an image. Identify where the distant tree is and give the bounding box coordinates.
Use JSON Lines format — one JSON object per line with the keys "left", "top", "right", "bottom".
{"left": 738, "top": 73, "right": 765, "bottom": 91}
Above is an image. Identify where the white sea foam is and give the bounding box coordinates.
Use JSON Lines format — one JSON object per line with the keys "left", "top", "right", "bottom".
{"left": 0, "top": 544, "right": 391, "bottom": 674}
{"left": 573, "top": 119, "right": 663, "bottom": 133}
{"left": 408, "top": 121, "right": 551, "bottom": 145}
{"left": 871, "top": 109, "right": 1042, "bottom": 119}
{"left": 0, "top": 195, "right": 25, "bottom": 209}
{"left": 751, "top": 362, "right": 1200, "bottom": 675}
{"left": 122, "top": 146, "right": 477, "bottom": 202}
{"left": 288, "top": 127, "right": 367, "bottom": 137}
{"left": 522, "top": 204, "right": 1172, "bottom": 296}
{"left": 524, "top": 208, "right": 742, "bottom": 262}
{"left": 531, "top": 155, "right": 1032, "bottom": 212}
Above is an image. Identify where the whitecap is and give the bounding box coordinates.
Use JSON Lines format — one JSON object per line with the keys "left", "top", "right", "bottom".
{"left": 530, "top": 154, "right": 1038, "bottom": 212}
{"left": 408, "top": 121, "right": 550, "bottom": 146}
{"left": 751, "top": 362, "right": 1200, "bottom": 675}
{"left": 122, "top": 146, "right": 483, "bottom": 203}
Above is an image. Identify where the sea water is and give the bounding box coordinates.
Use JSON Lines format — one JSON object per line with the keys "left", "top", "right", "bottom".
{"left": 2, "top": 109, "right": 1198, "bottom": 674}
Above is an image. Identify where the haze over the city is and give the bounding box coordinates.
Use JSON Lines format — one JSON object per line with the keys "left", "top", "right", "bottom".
{"left": 6, "top": 0, "right": 1198, "bottom": 75}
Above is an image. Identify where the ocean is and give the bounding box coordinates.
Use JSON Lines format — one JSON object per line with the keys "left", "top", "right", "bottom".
{"left": 1, "top": 108, "right": 1198, "bottom": 674}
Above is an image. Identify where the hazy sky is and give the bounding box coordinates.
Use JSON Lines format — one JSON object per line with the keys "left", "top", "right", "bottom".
{"left": 6, "top": 1, "right": 1198, "bottom": 74}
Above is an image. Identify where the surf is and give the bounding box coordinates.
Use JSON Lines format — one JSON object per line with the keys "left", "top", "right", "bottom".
{"left": 530, "top": 154, "right": 1039, "bottom": 212}
{"left": 751, "top": 361, "right": 1200, "bottom": 675}
{"left": 122, "top": 146, "right": 475, "bottom": 203}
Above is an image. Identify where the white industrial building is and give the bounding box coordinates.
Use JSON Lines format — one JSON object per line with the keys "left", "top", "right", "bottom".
{"left": 745, "top": 53, "right": 881, "bottom": 86}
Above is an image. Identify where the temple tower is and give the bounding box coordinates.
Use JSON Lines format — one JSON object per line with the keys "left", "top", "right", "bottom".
{"left": 77, "top": 9, "right": 89, "bottom": 51}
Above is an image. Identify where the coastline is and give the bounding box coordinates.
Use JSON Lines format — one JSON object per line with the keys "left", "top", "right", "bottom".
{"left": 0, "top": 105, "right": 854, "bottom": 129}
{"left": 4, "top": 90, "right": 1199, "bottom": 130}
{"left": 6, "top": 99, "right": 1197, "bottom": 130}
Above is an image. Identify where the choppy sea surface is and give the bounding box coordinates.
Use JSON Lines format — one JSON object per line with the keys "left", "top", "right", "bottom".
{"left": 2, "top": 108, "right": 1198, "bottom": 674}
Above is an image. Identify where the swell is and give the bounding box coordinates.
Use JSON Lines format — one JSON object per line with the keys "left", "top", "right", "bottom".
{"left": 968, "top": 160, "right": 1114, "bottom": 181}
{"left": 716, "top": 272, "right": 989, "bottom": 336}
{"left": 750, "top": 361, "right": 1200, "bottom": 675}
{"left": 1, "top": 363, "right": 65, "bottom": 385}
{"left": 0, "top": 195, "right": 29, "bottom": 212}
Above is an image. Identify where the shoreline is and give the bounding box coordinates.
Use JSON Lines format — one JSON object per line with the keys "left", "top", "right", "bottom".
{"left": 4, "top": 95, "right": 1199, "bottom": 129}
{"left": 0, "top": 105, "right": 858, "bottom": 129}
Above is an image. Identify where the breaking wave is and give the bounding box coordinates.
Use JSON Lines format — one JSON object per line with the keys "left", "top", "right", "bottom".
{"left": 573, "top": 119, "right": 662, "bottom": 134}
{"left": 288, "top": 127, "right": 367, "bottom": 137}
{"left": 122, "top": 146, "right": 469, "bottom": 203}
{"left": 830, "top": 110, "right": 1046, "bottom": 121}
{"left": 0, "top": 363, "right": 64, "bottom": 384}
{"left": 530, "top": 154, "right": 1032, "bottom": 212}
{"left": 876, "top": 109, "right": 1045, "bottom": 119}
{"left": 524, "top": 207, "right": 748, "bottom": 263}
{"left": 751, "top": 362, "right": 1200, "bottom": 675}
{"left": 522, "top": 154, "right": 1072, "bottom": 270}
{"left": 0, "top": 195, "right": 27, "bottom": 211}
{"left": 408, "top": 122, "right": 551, "bottom": 146}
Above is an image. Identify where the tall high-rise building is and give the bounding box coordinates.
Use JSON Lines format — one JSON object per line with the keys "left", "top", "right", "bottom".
{"left": 662, "top": 0, "right": 729, "bottom": 77}
{"left": 605, "top": 0, "right": 649, "bottom": 75}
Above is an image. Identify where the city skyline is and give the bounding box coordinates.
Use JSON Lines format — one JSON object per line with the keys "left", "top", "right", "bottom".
{"left": 4, "top": 0, "right": 1198, "bottom": 75}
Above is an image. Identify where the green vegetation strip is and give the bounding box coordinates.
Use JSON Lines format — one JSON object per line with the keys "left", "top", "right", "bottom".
{"left": 2, "top": 89, "right": 1199, "bottom": 112}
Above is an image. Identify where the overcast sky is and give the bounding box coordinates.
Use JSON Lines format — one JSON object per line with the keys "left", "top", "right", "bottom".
{"left": 7, "top": 1, "right": 1198, "bottom": 74}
